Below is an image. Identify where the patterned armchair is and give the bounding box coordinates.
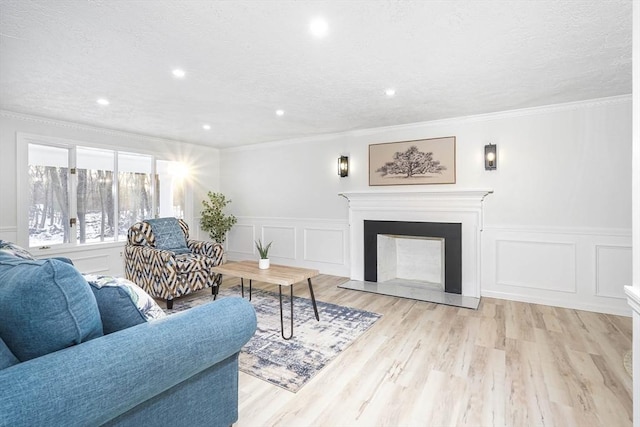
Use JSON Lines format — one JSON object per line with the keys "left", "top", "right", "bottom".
{"left": 124, "top": 218, "right": 224, "bottom": 309}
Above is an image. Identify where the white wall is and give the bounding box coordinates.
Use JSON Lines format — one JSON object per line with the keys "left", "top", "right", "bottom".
{"left": 221, "top": 96, "right": 633, "bottom": 315}
{"left": 624, "top": 1, "right": 639, "bottom": 424}
{"left": 0, "top": 111, "right": 220, "bottom": 275}
{"left": 0, "top": 96, "right": 632, "bottom": 315}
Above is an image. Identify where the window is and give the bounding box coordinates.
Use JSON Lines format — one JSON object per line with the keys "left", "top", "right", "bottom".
{"left": 117, "top": 152, "right": 153, "bottom": 240}
{"left": 23, "top": 137, "right": 188, "bottom": 248}
{"left": 156, "top": 159, "right": 186, "bottom": 219}
{"left": 76, "top": 147, "right": 115, "bottom": 243}
{"left": 28, "top": 144, "right": 71, "bottom": 246}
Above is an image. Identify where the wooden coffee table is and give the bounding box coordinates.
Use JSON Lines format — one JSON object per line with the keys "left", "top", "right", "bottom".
{"left": 211, "top": 261, "right": 320, "bottom": 339}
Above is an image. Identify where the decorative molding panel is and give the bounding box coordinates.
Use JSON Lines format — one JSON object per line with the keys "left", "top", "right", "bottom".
{"left": 495, "top": 239, "right": 577, "bottom": 293}
{"left": 225, "top": 217, "right": 349, "bottom": 276}
{"left": 482, "top": 226, "right": 632, "bottom": 316}
{"left": 72, "top": 254, "right": 111, "bottom": 275}
{"left": 0, "top": 226, "right": 17, "bottom": 243}
{"left": 31, "top": 244, "right": 125, "bottom": 276}
{"left": 596, "top": 244, "right": 632, "bottom": 299}
{"left": 303, "top": 228, "right": 346, "bottom": 265}
{"left": 227, "top": 224, "right": 256, "bottom": 255}
{"left": 261, "top": 225, "right": 296, "bottom": 259}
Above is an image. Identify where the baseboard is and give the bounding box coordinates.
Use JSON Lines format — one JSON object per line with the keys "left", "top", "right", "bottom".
{"left": 481, "top": 289, "right": 631, "bottom": 317}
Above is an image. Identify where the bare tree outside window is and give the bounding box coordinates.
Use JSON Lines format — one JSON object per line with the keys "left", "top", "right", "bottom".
{"left": 28, "top": 144, "right": 70, "bottom": 246}
{"left": 27, "top": 144, "right": 155, "bottom": 246}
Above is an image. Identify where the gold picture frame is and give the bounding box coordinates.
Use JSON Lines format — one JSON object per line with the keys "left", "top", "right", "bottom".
{"left": 369, "top": 136, "right": 456, "bottom": 186}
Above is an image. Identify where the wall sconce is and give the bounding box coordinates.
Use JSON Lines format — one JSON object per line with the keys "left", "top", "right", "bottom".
{"left": 484, "top": 144, "right": 497, "bottom": 170}
{"left": 338, "top": 156, "right": 349, "bottom": 177}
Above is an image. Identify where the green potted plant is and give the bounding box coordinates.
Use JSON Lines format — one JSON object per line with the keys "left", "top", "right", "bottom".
{"left": 200, "top": 191, "right": 237, "bottom": 244}
{"left": 255, "top": 239, "right": 272, "bottom": 269}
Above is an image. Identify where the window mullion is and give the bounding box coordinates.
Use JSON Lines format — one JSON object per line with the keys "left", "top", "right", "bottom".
{"left": 113, "top": 151, "right": 119, "bottom": 240}
{"left": 68, "top": 148, "right": 78, "bottom": 246}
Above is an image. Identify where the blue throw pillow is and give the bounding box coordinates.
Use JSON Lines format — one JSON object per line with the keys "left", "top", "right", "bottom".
{"left": 0, "top": 258, "right": 103, "bottom": 361}
{"left": 0, "top": 337, "right": 19, "bottom": 370}
{"left": 144, "top": 218, "right": 190, "bottom": 254}
{"left": 84, "top": 274, "right": 166, "bottom": 334}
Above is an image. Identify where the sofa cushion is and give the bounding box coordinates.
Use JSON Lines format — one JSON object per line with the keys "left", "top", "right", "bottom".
{"left": 0, "top": 336, "right": 19, "bottom": 369}
{"left": 145, "top": 218, "right": 190, "bottom": 254}
{"left": 84, "top": 274, "right": 166, "bottom": 334}
{"left": 0, "top": 240, "right": 35, "bottom": 260}
{"left": 0, "top": 258, "right": 103, "bottom": 361}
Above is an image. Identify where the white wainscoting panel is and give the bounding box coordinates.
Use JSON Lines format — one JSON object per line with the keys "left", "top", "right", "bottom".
{"left": 304, "top": 228, "right": 346, "bottom": 265}
{"left": 225, "top": 217, "right": 349, "bottom": 276}
{"left": 31, "top": 243, "right": 125, "bottom": 276}
{"left": 482, "top": 226, "right": 632, "bottom": 315}
{"left": 227, "top": 224, "right": 255, "bottom": 255}
{"left": 596, "top": 244, "right": 633, "bottom": 299}
{"left": 262, "top": 226, "right": 296, "bottom": 260}
{"left": 496, "top": 240, "right": 576, "bottom": 293}
{"left": 72, "top": 254, "right": 111, "bottom": 275}
{"left": 0, "top": 226, "right": 17, "bottom": 243}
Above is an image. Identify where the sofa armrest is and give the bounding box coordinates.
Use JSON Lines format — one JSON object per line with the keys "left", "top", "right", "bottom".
{"left": 0, "top": 297, "right": 257, "bottom": 427}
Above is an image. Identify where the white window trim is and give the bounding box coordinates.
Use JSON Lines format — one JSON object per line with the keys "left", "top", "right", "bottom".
{"left": 16, "top": 132, "right": 192, "bottom": 250}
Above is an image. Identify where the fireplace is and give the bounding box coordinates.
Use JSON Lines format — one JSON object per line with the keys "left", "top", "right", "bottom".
{"left": 339, "top": 189, "right": 492, "bottom": 303}
{"left": 364, "top": 220, "right": 462, "bottom": 294}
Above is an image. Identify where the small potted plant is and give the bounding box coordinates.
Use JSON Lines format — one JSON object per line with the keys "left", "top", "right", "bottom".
{"left": 255, "top": 239, "right": 272, "bottom": 269}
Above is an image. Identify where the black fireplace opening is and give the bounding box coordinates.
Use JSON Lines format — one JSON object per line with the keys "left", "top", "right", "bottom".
{"left": 364, "top": 220, "right": 462, "bottom": 294}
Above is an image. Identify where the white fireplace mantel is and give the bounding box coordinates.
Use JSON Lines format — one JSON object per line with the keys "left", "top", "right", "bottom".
{"left": 339, "top": 188, "right": 493, "bottom": 298}
{"left": 340, "top": 188, "right": 493, "bottom": 204}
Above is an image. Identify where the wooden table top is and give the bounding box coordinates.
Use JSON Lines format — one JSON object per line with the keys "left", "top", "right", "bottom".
{"left": 212, "top": 260, "right": 320, "bottom": 286}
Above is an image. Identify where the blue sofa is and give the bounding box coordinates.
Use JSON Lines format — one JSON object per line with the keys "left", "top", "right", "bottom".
{"left": 0, "top": 242, "right": 257, "bottom": 427}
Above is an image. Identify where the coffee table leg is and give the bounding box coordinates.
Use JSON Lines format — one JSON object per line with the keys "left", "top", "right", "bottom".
{"left": 240, "top": 278, "right": 252, "bottom": 301}
{"left": 308, "top": 278, "right": 320, "bottom": 321}
{"left": 279, "top": 285, "right": 294, "bottom": 340}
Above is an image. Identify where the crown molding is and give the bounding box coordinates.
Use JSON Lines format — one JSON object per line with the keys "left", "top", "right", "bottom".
{"left": 2, "top": 93, "right": 630, "bottom": 153}
{"left": 222, "top": 94, "right": 632, "bottom": 153}
{"left": 0, "top": 109, "right": 204, "bottom": 148}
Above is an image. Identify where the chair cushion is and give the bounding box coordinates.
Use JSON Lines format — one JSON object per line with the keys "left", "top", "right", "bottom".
{"left": 0, "top": 258, "right": 103, "bottom": 361}
{"left": 0, "top": 240, "right": 35, "bottom": 260}
{"left": 84, "top": 274, "right": 166, "bottom": 334}
{"left": 144, "top": 218, "right": 190, "bottom": 254}
{"left": 0, "top": 337, "right": 19, "bottom": 370}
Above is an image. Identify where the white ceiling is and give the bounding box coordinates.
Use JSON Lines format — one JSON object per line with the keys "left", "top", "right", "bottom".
{"left": 0, "top": 0, "right": 632, "bottom": 149}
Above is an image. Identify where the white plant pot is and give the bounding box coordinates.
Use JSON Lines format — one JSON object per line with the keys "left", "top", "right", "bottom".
{"left": 259, "top": 258, "right": 270, "bottom": 269}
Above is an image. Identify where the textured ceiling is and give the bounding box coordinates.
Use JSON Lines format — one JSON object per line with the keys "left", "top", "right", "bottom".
{"left": 0, "top": 0, "right": 632, "bottom": 148}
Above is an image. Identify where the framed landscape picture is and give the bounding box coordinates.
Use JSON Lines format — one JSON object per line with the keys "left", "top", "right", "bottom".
{"left": 369, "top": 136, "right": 456, "bottom": 186}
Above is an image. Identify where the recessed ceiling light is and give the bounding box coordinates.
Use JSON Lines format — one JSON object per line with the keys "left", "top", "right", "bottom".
{"left": 309, "top": 17, "right": 329, "bottom": 38}
{"left": 172, "top": 69, "right": 186, "bottom": 78}
{"left": 276, "top": 109, "right": 285, "bottom": 116}
{"left": 385, "top": 88, "right": 396, "bottom": 97}
{"left": 96, "top": 98, "right": 109, "bottom": 106}
{"left": 202, "top": 124, "right": 211, "bottom": 130}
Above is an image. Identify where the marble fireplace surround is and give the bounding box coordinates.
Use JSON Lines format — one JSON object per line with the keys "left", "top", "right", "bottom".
{"left": 339, "top": 189, "right": 493, "bottom": 299}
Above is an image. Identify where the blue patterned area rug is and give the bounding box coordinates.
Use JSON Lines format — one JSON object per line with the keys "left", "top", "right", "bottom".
{"left": 165, "top": 285, "right": 381, "bottom": 393}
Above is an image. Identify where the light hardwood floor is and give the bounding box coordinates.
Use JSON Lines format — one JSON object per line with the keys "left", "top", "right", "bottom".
{"left": 219, "top": 274, "right": 633, "bottom": 427}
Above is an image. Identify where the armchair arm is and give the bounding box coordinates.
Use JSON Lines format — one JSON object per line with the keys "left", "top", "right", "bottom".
{"left": 188, "top": 240, "right": 223, "bottom": 264}
{"left": 127, "top": 244, "right": 175, "bottom": 263}
{"left": 0, "top": 298, "right": 257, "bottom": 427}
